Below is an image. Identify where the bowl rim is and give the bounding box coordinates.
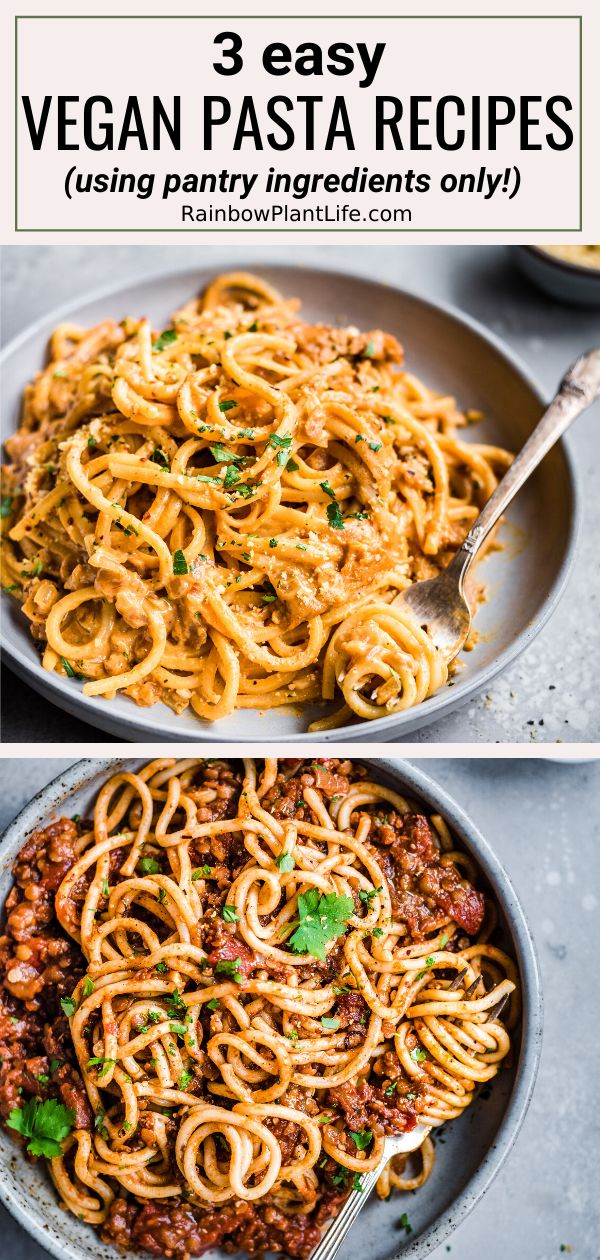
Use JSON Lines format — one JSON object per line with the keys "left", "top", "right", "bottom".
{"left": 519, "top": 243, "right": 600, "bottom": 280}
{"left": 0, "top": 259, "right": 581, "bottom": 741}
{"left": 0, "top": 755, "right": 543, "bottom": 1260}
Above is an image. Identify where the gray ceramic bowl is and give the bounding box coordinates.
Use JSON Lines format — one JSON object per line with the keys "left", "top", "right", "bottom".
{"left": 0, "top": 264, "right": 579, "bottom": 741}
{"left": 514, "top": 245, "right": 600, "bottom": 308}
{"left": 0, "top": 757, "right": 542, "bottom": 1260}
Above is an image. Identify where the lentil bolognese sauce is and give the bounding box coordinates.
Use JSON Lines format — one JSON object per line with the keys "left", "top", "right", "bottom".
{"left": 0, "top": 759, "right": 519, "bottom": 1258}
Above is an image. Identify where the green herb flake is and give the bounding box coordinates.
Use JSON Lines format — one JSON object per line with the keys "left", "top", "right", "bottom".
{"left": 214, "top": 958, "right": 243, "bottom": 984}
{"left": 151, "top": 448, "right": 169, "bottom": 469}
{"left": 60, "top": 657, "right": 83, "bottom": 681}
{"left": 82, "top": 978, "right": 94, "bottom": 998}
{"left": 320, "top": 1016, "right": 340, "bottom": 1031}
{"left": 7, "top": 1098, "right": 75, "bottom": 1158}
{"left": 87, "top": 1057, "right": 117, "bottom": 1076}
{"left": 172, "top": 549, "right": 188, "bottom": 576}
{"left": 276, "top": 852, "right": 295, "bottom": 873}
{"left": 350, "top": 1129, "right": 372, "bottom": 1151}
{"left": 289, "top": 890, "right": 354, "bottom": 961}
{"left": 152, "top": 329, "right": 178, "bottom": 352}
{"left": 327, "top": 501, "right": 344, "bottom": 530}
{"left": 139, "top": 857, "right": 161, "bottom": 875}
{"left": 221, "top": 905, "right": 239, "bottom": 923}
{"left": 210, "top": 443, "right": 242, "bottom": 463}
{"left": 60, "top": 996, "right": 77, "bottom": 1018}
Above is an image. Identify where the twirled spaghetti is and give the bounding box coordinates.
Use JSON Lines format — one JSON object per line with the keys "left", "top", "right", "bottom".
{"left": 0, "top": 757, "right": 518, "bottom": 1258}
{"left": 1, "top": 272, "right": 512, "bottom": 730}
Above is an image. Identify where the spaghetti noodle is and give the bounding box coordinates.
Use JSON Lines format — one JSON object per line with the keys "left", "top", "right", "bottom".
{"left": 0, "top": 757, "right": 518, "bottom": 1259}
{"left": 1, "top": 272, "right": 512, "bottom": 729}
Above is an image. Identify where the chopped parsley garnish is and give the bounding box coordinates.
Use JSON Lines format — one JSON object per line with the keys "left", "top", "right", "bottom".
{"left": 248, "top": 321, "right": 258, "bottom": 333}
{"left": 165, "top": 988, "right": 187, "bottom": 1015}
{"left": 358, "top": 886, "right": 382, "bottom": 904}
{"left": 157, "top": 887, "right": 167, "bottom": 904}
{"left": 153, "top": 329, "right": 178, "bottom": 352}
{"left": 172, "top": 549, "right": 188, "bottom": 575}
{"left": 169, "top": 1021, "right": 190, "bottom": 1039}
{"left": 223, "top": 464, "right": 242, "bottom": 489}
{"left": 269, "top": 538, "right": 278, "bottom": 548}
{"left": 139, "top": 857, "right": 161, "bottom": 875}
{"left": 49, "top": 1060, "right": 62, "bottom": 1075}
{"left": 289, "top": 890, "right": 354, "bottom": 961}
{"left": 372, "top": 927, "right": 384, "bottom": 938}
{"left": 60, "top": 996, "right": 77, "bottom": 1018}
{"left": 275, "top": 851, "right": 295, "bottom": 873}
{"left": 155, "top": 962, "right": 168, "bottom": 974}
{"left": 384, "top": 1080, "right": 398, "bottom": 1096}
{"left": 177, "top": 1070, "right": 193, "bottom": 1089}
{"left": 34, "top": 1073, "right": 49, "bottom": 1084}
{"left": 7, "top": 1098, "right": 75, "bottom": 1158}
{"left": 214, "top": 958, "right": 243, "bottom": 984}
{"left": 320, "top": 1017, "right": 340, "bottom": 1031}
{"left": 218, "top": 399, "right": 237, "bottom": 412}
{"left": 363, "top": 341, "right": 376, "bottom": 357}
{"left": 382, "top": 415, "right": 396, "bottom": 424}
{"left": 60, "top": 658, "right": 83, "bottom": 681}
{"left": 221, "top": 905, "right": 239, "bottom": 923}
{"left": 347, "top": 511, "right": 369, "bottom": 520}
{"left": 82, "top": 978, "right": 94, "bottom": 998}
{"left": 206, "top": 998, "right": 219, "bottom": 1011}
{"left": 192, "top": 865, "right": 212, "bottom": 880}
{"left": 210, "top": 443, "right": 242, "bottom": 463}
{"left": 350, "top": 1129, "right": 372, "bottom": 1150}
{"left": 410, "top": 1047, "right": 427, "bottom": 1063}
{"left": 287, "top": 457, "right": 299, "bottom": 472}
{"left": 368, "top": 441, "right": 382, "bottom": 452}
{"left": 439, "top": 933, "right": 449, "bottom": 948}
{"left": 102, "top": 877, "right": 110, "bottom": 898}
{"left": 151, "top": 448, "right": 169, "bottom": 468}
{"left": 261, "top": 590, "right": 277, "bottom": 604}
{"left": 1, "top": 497, "right": 13, "bottom": 517}
{"left": 268, "top": 433, "right": 292, "bottom": 465}
{"left": 320, "top": 480, "right": 336, "bottom": 499}
{"left": 327, "top": 501, "right": 344, "bottom": 530}
{"left": 94, "top": 1110, "right": 107, "bottom": 1135}
{"left": 87, "top": 1057, "right": 117, "bottom": 1075}
{"left": 399, "top": 1213, "right": 412, "bottom": 1235}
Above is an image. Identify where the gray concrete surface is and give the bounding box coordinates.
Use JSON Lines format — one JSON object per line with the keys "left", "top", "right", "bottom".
{"left": 0, "top": 755, "right": 599, "bottom": 1260}
{"left": 2, "top": 245, "right": 599, "bottom": 743}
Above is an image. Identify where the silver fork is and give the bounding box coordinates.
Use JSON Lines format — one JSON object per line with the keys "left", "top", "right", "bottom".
{"left": 311, "top": 1125, "right": 431, "bottom": 1260}
{"left": 394, "top": 347, "right": 600, "bottom": 664}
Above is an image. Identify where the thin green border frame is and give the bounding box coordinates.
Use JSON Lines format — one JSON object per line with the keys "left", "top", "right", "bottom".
{"left": 14, "top": 13, "right": 583, "bottom": 233}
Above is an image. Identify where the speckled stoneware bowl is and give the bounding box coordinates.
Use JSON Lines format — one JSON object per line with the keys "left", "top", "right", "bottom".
{"left": 514, "top": 245, "right": 600, "bottom": 307}
{"left": 0, "top": 263, "right": 579, "bottom": 742}
{"left": 0, "top": 757, "right": 542, "bottom": 1260}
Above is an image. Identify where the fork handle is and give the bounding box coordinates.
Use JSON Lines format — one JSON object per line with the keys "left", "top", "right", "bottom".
{"left": 448, "top": 346, "right": 600, "bottom": 587}
{"left": 310, "top": 1162, "right": 384, "bottom": 1260}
